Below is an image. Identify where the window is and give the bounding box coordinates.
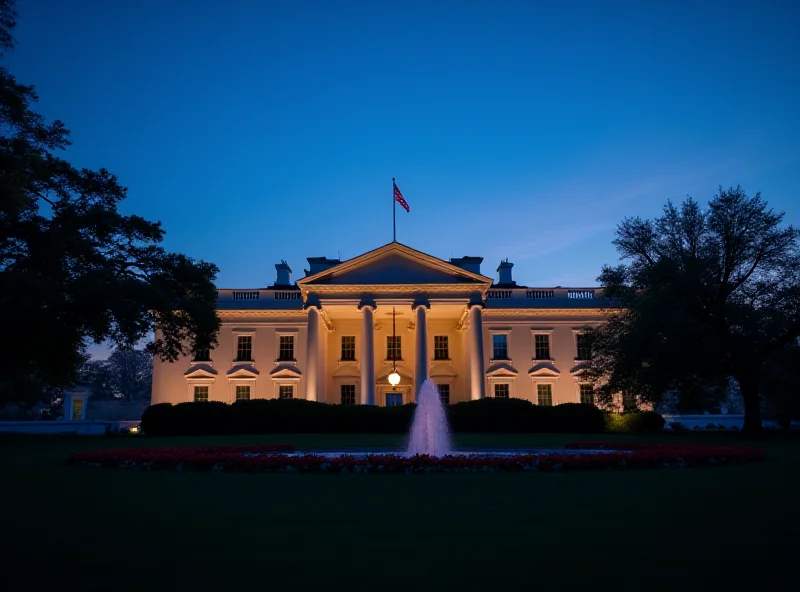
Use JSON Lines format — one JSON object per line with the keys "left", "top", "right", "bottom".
{"left": 492, "top": 334, "right": 508, "bottom": 360}
{"left": 437, "top": 384, "right": 450, "bottom": 406}
{"left": 341, "top": 336, "right": 356, "bottom": 361}
{"left": 494, "top": 383, "right": 509, "bottom": 398}
{"left": 537, "top": 384, "right": 553, "bottom": 406}
{"left": 386, "top": 392, "right": 403, "bottom": 406}
{"left": 236, "top": 335, "right": 252, "bottom": 361}
{"left": 434, "top": 335, "right": 449, "bottom": 360}
{"left": 278, "top": 335, "right": 294, "bottom": 361}
{"left": 575, "top": 333, "right": 591, "bottom": 360}
{"left": 193, "top": 347, "right": 210, "bottom": 362}
{"left": 278, "top": 385, "right": 293, "bottom": 399}
{"left": 534, "top": 334, "right": 550, "bottom": 360}
{"left": 194, "top": 386, "right": 209, "bottom": 402}
{"left": 235, "top": 385, "right": 251, "bottom": 401}
{"left": 72, "top": 399, "right": 83, "bottom": 420}
{"left": 622, "top": 390, "right": 638, "bottom": 412}
{"left": 386, "top": 336, "right": 402, "bottom": 361}
{"left": 341, "top": 384, "right": 356, "bottom": 405}
{"left": 579, "top": 384, "right": 594, "bottom": 405}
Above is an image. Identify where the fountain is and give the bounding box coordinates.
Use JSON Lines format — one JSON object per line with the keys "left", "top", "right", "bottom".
{"left": 407, "top": 379, "right": 451, "bottom": 456}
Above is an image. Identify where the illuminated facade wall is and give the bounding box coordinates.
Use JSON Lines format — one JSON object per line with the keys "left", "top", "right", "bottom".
{"left": 151, "top": 243, "right": 612, "bottom": 407}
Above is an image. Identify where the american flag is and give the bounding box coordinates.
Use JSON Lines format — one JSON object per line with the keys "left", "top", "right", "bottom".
{"left": 393, "top": 181, "right": 410, "bottom": 212}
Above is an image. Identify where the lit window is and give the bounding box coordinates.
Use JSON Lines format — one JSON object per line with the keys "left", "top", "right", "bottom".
{"left": 279, "top": 385, "right": 293, "bottom": 399}
{"left": 434, "top": 336, "right": 449, "bottom": 360}
{"left": 194, "top": 386, "right": 209, "bottom": 402}
{"left": 537, "top": 384, "right": 553, "bottom": 406}
{"left": 437, "top": 384, "right": 450, "bottom": 406}
{"left": 341, "top": 336, "right": 356, "bottom": 361}
{"left": 579, "top": 384, "right": 594, "bottom": 405}
{"left": 387, "top": 336, "right": 402, "bottom": 361}
{"left": 278, "top": 336, "right": 294, "bottom": 361}
{"left": 494, "top": 383, "right": 509, "bottom": 398}
{"left": 235, "top": 385, "right": 250, "bottom": 401}
{"left": 72, "top": 399, "right": 83, "bottom": 420}
{"left": 575, "top": 334, "right": 591, "bottom": 360}
{"left": 492, "top": 334, "right": 508, "bottom": 360}
{"left": 534, "top": 334, "right": 550, "bottom": 360}
{"left": 236, "top": 336, "right": 252, "bottom": 361}
{"left": 341, "top": 384, "right": 356, "bottom": 405}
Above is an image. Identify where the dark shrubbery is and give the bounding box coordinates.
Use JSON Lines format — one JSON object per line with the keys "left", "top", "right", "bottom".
{"left": 446, "top": 399, "right": 605, "bottom": 433}
{"left": 142, "top": 398, "right": 416, "bottom": 436}
{"left": 604, "top": 411, "right": 666, "bottom": 434}
{"left": 142, "top": 397, "right": 616, "bottom": 436}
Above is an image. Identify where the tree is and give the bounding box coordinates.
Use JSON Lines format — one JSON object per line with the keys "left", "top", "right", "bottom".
{"left": 0, "top": 1, "right": 220, "bottom": 403}
{"left": 107, "top": 349, "right": 152, "bottom": 402}
{"left": 585, "top": 187, "right": 800, "bottom": 434}
{"left": 77, "top": 359, "right": 115, "bottom": 399}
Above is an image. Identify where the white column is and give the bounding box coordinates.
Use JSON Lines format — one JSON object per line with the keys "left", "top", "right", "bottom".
{"left": 305, "top": 307, "right": 320, "bottom": 402}
{"left": 360, "top": 305, "right": 376, "bottom": 405}
{"left": 468, "top": 305, "right": 486, "bottom": 400}
{"left": 414, "top": 304, "right": 429, "bottom": 400}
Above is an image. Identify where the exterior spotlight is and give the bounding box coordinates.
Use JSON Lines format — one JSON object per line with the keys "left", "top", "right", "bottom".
{"left": 388, "top": 371, "right": 401, "bottom": 387}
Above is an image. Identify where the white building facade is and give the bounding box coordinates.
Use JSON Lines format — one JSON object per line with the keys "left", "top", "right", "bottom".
{"left": 151, "top": 242, "right": 611, "bottom": 407}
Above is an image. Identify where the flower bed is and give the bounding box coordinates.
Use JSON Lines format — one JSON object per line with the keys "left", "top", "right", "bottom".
{"left": 68, "top": 442, "right": 766, "bottom": 474}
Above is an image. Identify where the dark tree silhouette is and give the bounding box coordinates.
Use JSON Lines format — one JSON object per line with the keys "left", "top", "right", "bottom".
{"left": 585, "top": 187, "right": 800, "bottom": 434}
{"left": 0, "top": 1, "right": 220, "bottom": 403}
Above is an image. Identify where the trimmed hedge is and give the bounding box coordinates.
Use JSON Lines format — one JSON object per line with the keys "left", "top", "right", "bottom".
{"left": 604, "top": 411, "right": 666, "bottom": 434}
{"left": 141, "top": 398, "right": 623, "bottom": 436}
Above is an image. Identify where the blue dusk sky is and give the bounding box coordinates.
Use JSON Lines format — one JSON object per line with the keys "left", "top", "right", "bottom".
{"left": 7, "top": 1, "right": 799, "bottom": 284}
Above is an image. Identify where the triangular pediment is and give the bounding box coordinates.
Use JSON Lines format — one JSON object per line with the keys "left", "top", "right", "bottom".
{"left": 297, "top": 243, "right": 492, "bottom": 287}
{"left": 529, "top": 362, "right": 560, "bottom": 377}
{"left": 184, "top": 364, "right": 218, "bottom": 378}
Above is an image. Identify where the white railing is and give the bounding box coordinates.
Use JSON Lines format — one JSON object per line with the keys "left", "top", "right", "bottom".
{"left": 274, "top": 291, "right": 302, "bottom": 300}
{"left": 487, "top": 290, "right": 513, "bottom": 299}
{"left": 567, "top": 290, "right": 595, "bottom": 299}
{"left": 232, "top": 291, "right": 260, "bottom": 300}
{"left": 527, "top": 290, "right": 554, "bottom": 299}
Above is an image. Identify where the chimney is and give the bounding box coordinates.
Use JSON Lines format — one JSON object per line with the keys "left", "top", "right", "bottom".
{"left": 449, "top": 256, "right": 483, "bottom": 275}
{"left": 497, "top": 259, "right": 515, "bottom": 285}
{"left": 274, "top": 260, "right": 292, "bottom": 286}
{"left": 305, "top": 256, "right": 342, "bottom": 276}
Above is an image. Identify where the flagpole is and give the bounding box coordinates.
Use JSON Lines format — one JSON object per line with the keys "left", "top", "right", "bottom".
{"left": 392, "top": 177, "right": 396, "bottom": 242}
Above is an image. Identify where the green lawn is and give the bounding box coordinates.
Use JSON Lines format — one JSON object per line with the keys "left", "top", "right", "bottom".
{"left": 2, "top": 432, "right": 798, "bottom": 591}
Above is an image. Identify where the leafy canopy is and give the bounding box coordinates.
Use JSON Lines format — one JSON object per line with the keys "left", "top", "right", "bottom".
{"left": 0, "top": 0, "right": 220, "bottom": 402}
{"left": 585, "top": 187, "right": 800, "bottom": 430}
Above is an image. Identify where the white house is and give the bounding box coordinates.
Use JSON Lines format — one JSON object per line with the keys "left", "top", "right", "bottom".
{"left": 151, "top": 242, "right": 612, "bottom": 407}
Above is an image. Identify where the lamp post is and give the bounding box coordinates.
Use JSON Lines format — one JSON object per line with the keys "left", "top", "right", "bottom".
{"left": 388, "top": 307, "right": 401, "bottom": 387}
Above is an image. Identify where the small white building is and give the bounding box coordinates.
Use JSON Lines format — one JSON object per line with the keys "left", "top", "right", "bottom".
{"left": 151, "top": 242, "right": 612, "bottom": 407}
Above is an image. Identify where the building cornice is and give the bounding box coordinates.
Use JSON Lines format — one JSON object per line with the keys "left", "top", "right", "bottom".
{"left": 482, "top": 308, "right": 619, "bottom": 317}
{"left": 218, "top": 310, "right": 307, "bottom": 319}
{"left": 302, "top": 283, "right": 489, "bottom": 296}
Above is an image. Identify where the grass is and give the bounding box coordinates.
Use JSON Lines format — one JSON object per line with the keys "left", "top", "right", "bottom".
{"left": 2, "top": 432, "right": 798, "bottom": 591}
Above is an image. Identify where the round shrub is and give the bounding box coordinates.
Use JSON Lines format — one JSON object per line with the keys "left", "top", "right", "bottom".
{"left": 140, "top": 403, "right": 177, "bottom": 436}
{"left": 551, "top": 403, "right": 606, "bottom": 433}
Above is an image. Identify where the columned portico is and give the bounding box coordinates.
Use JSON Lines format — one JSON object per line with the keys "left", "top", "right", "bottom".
{"left": 360, "top": 304, "right": 376, "bottom": 405}
{"left": 468, "top": 304, "right": 486, "bottom": 400}
{"left": 413, "top": 303, "right": 429, "bottom": 398}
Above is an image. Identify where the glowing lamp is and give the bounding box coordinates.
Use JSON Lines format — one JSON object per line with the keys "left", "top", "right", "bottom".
{"left": 388, "top": 371, "right": 401, "bottom": 387}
